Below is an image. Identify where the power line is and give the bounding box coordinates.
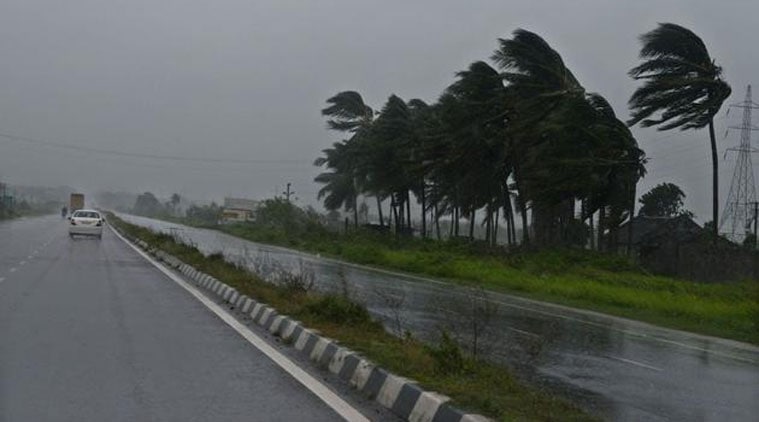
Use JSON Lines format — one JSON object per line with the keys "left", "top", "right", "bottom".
{"left": 0, "top": 131, "right": 309, "bottom": 164}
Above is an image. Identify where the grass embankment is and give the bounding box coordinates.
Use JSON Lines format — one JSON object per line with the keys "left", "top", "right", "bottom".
{"left": 218, "top": 223, "right": 759, "bottom": 345}
{"left": 110, "top": 214, "right": 593, "bottom": 421}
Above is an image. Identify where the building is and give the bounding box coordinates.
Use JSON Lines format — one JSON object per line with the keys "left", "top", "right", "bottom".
{"left": 615, "top": 215, "right": 702, "bottom": 251}
{"left": 221, "top": 197, "right": 259, "bottom": 223}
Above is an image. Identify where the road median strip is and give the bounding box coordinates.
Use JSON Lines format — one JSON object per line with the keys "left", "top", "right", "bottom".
{"left": 113, "top": 225, "right": 487, "bottom": 422}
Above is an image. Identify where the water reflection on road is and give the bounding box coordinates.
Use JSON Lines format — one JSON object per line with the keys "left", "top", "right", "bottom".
{"left": 119, "top": 214, "right": 759, "bottom": 421}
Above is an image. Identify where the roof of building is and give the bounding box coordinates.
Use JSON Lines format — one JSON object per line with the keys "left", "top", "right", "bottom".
{"left": 616, "top": 215, "right": 702, "bottom": 246}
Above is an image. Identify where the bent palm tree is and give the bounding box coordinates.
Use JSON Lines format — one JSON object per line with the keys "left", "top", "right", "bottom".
{"left": 628, "top": 23, "right": 731, "bottom": 235}
{"left": 321, "top": 91, "right": 374, "bottom": 133}
{"left": 314, "top": 141, "right": 361, "bottom": 226}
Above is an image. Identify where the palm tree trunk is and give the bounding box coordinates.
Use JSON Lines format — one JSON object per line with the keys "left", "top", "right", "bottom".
{"left": 406, "top": 191, "right": 412, "bottom": 232}
{"left": 508, "top": 198, "right": 517, "bottom": 246}
{"left": 502, "top": 190, "right": 514, "bottom": 246}
{"left": 598, "top": 207, "right": 605, "bottom": 252}
{"left": 435, "top": 203, "right": 441, "bottom": 240}
{"left": 709, "top": 119, "right": 719, "bottom": 236}
{"left": 485, "top": 207, "right": 492, "bottom": 245}
{"left": 449, "top": 210, "right": 455, "bottom": 238}
{"left": 397, "top": 195, "right": 404, "bottom": 231}
{"left": 420, "top": 182, "right": 427, "bottom": 238}
{"left": 493, "top": 208, "right": 500, "bottom": 247}
{"left": 469, "top": 209, "right": 476, "bottom": 240}
{"left": 520, "top": 202, "right": 529, "bottom": 245}
{"left": 391, "top": 197, "right": 399, "bottom": 233}
{"left": 353, "top": 198, "right": 359, "bottom": 229}
{"left": 627, "top": 185, "right": 636, "bottom": 256}
{"left": 454, "top": 206, "right": 460, "bottom": 237}
{"left": 376, "top": 196, "right": 384, "bottom": 228}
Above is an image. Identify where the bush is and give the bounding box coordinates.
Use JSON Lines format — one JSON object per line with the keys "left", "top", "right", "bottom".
{"left": 428, "top": 331, "right": 465, "bottom": 375}
{"left": 302, "top": 295, "right": 373, "bottom": 325}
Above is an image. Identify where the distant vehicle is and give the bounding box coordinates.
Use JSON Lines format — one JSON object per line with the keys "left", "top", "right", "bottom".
{"left": 69, "top": 209, "right": 104, "bottom": 239}
{"left": 70, "top": 193, "right": 85, "bottom": 212}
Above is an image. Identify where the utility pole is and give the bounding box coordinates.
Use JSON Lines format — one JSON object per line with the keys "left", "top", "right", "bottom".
{"left": 282, "top": 183, "right": 295, "bottom": 202}
{"left": 720, "top": 85, "right": 759, "bottom": 242}
{"left": 754, "top": 201, "right": 758, "bottom": 249}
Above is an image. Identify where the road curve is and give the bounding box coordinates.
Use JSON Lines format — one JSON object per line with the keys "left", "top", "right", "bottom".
{"left": 0, "top": 216, "right": 376, "bottom": 421}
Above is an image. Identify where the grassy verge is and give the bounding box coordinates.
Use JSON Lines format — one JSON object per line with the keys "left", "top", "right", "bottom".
{"left": 109, "top": 214, "right": 594, "bottom": 421}
{"left": 215, "top": 223, "right": 759, "bottom": 345}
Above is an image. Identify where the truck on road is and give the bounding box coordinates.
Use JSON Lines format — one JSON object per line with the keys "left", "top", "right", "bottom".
{"left": 70, "top": 193, "right": 85, "bottom": 213}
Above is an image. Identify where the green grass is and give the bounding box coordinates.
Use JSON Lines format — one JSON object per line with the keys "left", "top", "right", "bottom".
{"left": 109, "top": 214, "right": 595, "bottom": 421}
{"left": 217, "top": 223, "right": 759, "bottom": 345}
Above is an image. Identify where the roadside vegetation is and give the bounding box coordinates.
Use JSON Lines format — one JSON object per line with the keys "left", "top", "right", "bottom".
{"left": 131, "top": 197, "right": 758, "bottom": 345}
{"left": 109, "top": 213, "right": 594, "bottom": 421}
{"left": 221, "top": 214, "right": 759, "bottom": 345}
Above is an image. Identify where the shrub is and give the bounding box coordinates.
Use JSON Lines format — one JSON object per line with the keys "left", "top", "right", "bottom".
{"left": 302, "top": 295, "right": 373, "bottom": 325}
{"left": 428, "top": 331, "right": 465, "bottom": 375}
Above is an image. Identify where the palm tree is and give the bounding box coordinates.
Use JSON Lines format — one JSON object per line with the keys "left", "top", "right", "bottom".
{"left": 369, "top": 95, "right": 415, "bottom": 234}
{"left": 170, "top": 193, "right": 181, "bottom": 215}
{"left": 492, "top": 29, "right": 587, "bottom": 245}
{"left": 628, "top": 23, "right": 731, "bottom": 236}
{"left": 314, "top": 141, "right": 361, "bottom": 227}
{"left": 493, "top": 29, "right": 646, "bottom": 247}
{"left": 321, "top": 91, "right": 374, "bottom": 133}
{"left": 320, "top": 91, "right": 378, "bottom": 226}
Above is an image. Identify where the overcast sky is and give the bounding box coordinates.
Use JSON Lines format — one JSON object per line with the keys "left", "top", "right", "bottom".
{"left": 0, "top": 0, "right": 757, "bottom": 221}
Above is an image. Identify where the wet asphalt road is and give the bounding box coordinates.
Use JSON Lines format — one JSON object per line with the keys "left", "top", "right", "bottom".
{"left": 119, "top": 214, "right": 759, "bottom": 422}
{"left": 0, "top": 215, "right": 359, "bottom": 422}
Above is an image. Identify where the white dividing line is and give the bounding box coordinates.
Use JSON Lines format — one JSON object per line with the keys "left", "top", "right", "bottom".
{"left": 607, "top": 355, "right": 663, "bottom": 372}
{"left": 9, "top": 268, "right": 16, "bottom": 273}
{"left": 111, "top": 227, "right": 369, "bottom": 422}
{"left": 0, "top": 277, "right": 5, "bottom": 283}
{"left": 19, "top": 261, "right": 27, "bottom": 266}
{"left": 506, "top": 327, "right": 542, "bottom": 339}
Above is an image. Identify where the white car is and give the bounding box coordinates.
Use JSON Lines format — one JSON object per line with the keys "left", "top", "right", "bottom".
{"left": 69, "top": 209, "right": 105, "bottom": 239}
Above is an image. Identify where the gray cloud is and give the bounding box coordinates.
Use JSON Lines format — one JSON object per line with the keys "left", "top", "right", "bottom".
{"left": 0, "top": 0, "right": 756, "bottom": 220}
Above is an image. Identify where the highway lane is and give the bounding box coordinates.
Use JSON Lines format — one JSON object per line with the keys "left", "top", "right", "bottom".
{"left": 119, "top": 214, "right": 759, "bottom": 422}
{"left": 0, "top": 215, "right": 375, "bottom": 422}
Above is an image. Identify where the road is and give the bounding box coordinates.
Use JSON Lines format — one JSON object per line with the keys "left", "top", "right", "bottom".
{"left": 118, "top": 214, "right": 759, "bottom": 422}
{"left": 0, "top": 215, "right": 382, "bottom": 422}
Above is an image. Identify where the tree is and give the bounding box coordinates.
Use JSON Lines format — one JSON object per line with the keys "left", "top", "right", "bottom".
{"left": 314, "top": 30, "right": 647, "bottom": 251}
{"left": 186, "top": 203, "right": 221, "bottom": 225}
{"left": 170, "top": 193, "right": 180, "bottom": 206}
{"left": 628, "top": 23, "right": 731, "bottom": 236}
{"left": 433, "top": 61, "right": 509, "bottom": 243}
{"left": 314, "top": 141, "right": 362, "bottom": 227}
{"left": 638, "top": 183, "right": 692, "bottom": 218}
{"left": 493, "top": 29, "right": 645, "bottom": 247}
{"left": 317, "top": 91, "right": 376, "bottom": 228}
{"left": 133, "top": 192, "right": 164, "bottom": 217}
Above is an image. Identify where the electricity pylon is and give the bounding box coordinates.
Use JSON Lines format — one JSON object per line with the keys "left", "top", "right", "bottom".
{"left": 720, "top": 85, "right": 759, "bottom": 241}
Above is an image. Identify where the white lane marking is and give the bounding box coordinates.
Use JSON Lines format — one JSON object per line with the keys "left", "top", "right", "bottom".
{"left": 111, "top": 227, "right": 369, "bottom": 422}
{"left": 607, "top": 355, "right": 663, "bottom": 372}
{"left": 9, "top": 268, "right": 17, "bottom": 273}
{"left": 0, "top": 277, "right": 5, "bottom": 283}
{"left": 507, "top": 327, "right": 542, "bottom": 339}
{"left": 27, "top": 255, "right": 33, "bottom": 259}
{"left": 19, "top": 261, "right": 27, "bottom": 266}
